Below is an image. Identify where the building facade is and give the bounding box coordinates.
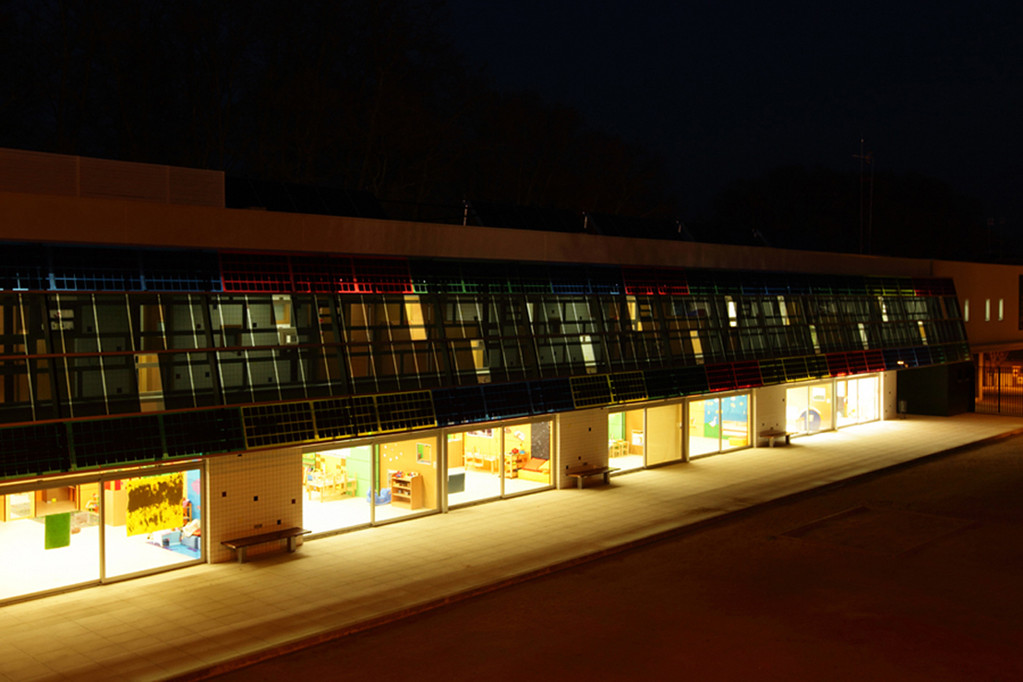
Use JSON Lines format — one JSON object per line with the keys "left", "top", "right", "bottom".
{"left": 0, "top": 149, "right": 987, "bottom": 603}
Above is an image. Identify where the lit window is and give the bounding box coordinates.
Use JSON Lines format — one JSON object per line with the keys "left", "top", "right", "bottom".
{"left": 690, "top": 330, "right": 703, "bottom": 363}
{"left": 726, "top": 297, "right": 737, "bottom": 328}
{"left": 985, "top": 299, "right": 991, "bottom": 322}
{"left": 964, "top": 299, "right": 970, "bottom": 322}
{"left": 777, "top": 295, "right": 790, "bottom": 325}
{"left": 999, "top": 298, "right": 1004, "bottom": 322}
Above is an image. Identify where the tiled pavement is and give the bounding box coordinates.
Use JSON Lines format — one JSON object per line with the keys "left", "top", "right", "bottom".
{"left": 1, "top": 413, "right": 1021, "bottom": 681}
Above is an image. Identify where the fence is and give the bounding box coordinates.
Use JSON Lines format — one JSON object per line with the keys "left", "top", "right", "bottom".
{"left": 976, "top": 365, "right": 1023, "bottom": 416}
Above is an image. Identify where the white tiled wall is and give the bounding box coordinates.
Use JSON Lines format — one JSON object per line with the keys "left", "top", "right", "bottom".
{"left": 207, "top": 447, "right": 303, "bottom": 562}
{"left": 754, "top": 384, "right": 788, "bottom": 444}
{"left": 882, "top": 370, "right": 898, "bottom": 418}
{"left": 556, "top": 408, "right": 607, "bottom": 488}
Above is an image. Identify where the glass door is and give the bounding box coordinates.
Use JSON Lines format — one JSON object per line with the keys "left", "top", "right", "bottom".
{"left": 0, "top": 480, "right": 101, "bottom": 601}
{"left": 302, "top": 445, "right": 373, "bottom": 534}
{"left": 786, "top": 383, "right": 834, "bottom": 435}
{"left": 607, "top": 408, "right": 645, "bottom": 472}
{"left": 103, "top": 467, "right": 203, "bottom": 579}
{"left": 447, "top": 428, "right": 502, "bottom": 506}
{"left": 836, "top": 376, "right": 880, "bottom": 427}
{"left": 687, "top": 394, "right": 750, "bottom": 457}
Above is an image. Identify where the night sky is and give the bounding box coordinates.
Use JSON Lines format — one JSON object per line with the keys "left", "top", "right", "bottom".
{"left": 443, "top": 1, "right": 1023, "bottom": 221}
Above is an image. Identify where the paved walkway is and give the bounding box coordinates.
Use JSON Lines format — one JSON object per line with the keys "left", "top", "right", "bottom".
{"left": 1, "top": 413, "right": 1021, "bottom": 682}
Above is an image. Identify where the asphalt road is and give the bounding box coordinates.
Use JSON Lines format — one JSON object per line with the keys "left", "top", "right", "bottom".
{"left": 209, "top": 434, "right": 1023, "bottom": 682}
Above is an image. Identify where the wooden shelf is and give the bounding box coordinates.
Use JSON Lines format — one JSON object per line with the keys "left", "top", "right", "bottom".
{"left": 390, "top": 473, "right": 423, "bottom": 510}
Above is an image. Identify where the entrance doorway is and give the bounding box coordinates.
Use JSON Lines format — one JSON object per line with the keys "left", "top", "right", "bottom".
{"left": 687, "top": 394, "right": 750, "bottom": 457}
{"left": 607, "top": 409, "right": 645, "bottom": 472}
{"left": 786, "top": 383, "right": 834, "bottom": 435}
{"left": 446, "top": 419, "right": 554, "bottom": 508}
{"left": 836, "top": 376, "right": 880, "bottom": 427}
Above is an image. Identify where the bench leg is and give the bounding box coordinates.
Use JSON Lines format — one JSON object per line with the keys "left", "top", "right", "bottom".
{"left": 287, "top": 536, "right": 299, "bottom": 552}
{"left": 236, "top": 547, "right": 247, "bottom": 564}
{"left": 576, "top": 477, "right": 584, "bottom": 490}
{"left": 603, "top": 472, "right": 610, "bottom": 485}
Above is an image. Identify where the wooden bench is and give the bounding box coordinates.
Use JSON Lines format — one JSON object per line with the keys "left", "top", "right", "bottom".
{"left": 759, "top": 428, "right": 792, "bottom": 447}
{"left": 221, "top": 527, "right": 311, "bottom": 563}
{"left": 567, "top": 466, "right": 620, "bottom": 489}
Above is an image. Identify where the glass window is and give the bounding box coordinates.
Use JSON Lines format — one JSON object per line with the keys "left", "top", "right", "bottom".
{"left": 448, "top": 429, "right": 502, "bottom": 505}
{"left": 0, "top": 482, "right": 100, "bottom": 601}
{"left": 506, "top": 421, "right": 552, "bottom": 492}
{"left": 688, "top": 394, "right": 749, "bottom": 457}
{"left": 376, "top": 436, "right": 438, "bottom": 521}
{"left": 787, "top": 383, "right": 833, "bottom": 434}
{"left": 103, "top": 468, "right": 203, "bottom": 579}
{"left": 302, "top": 446, "right": 372, "bottom": 533}
{"left": 837, "top": 376, "right": 880, "bottom": 427}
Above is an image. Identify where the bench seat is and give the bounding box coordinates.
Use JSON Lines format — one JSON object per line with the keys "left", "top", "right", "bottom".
{"left": 221, "top": 527, "right": 310, "bottom": 563}
{"left": 567, "top": 466, "right": 620, "bottom": 489}
{"left": 759, "top": 429, "right": 792, "bottom": 447}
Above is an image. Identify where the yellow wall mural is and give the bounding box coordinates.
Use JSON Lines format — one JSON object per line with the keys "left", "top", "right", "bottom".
{"left": 125, "top": 473, "right": 185, "bottom": 537}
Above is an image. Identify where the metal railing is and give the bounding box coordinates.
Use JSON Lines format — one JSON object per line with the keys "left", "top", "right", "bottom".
{"left": 975, "top": 365, "right": 1023, "bottom": 416}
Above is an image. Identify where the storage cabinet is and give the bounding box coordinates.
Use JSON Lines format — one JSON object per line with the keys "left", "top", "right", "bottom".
{"left": 390, "top": 473, "right": 423, "bottom": 510}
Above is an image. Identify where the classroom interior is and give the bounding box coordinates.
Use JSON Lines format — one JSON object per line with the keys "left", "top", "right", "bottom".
{"left": 0, "top": 466, "right": 202, "bottom": 601}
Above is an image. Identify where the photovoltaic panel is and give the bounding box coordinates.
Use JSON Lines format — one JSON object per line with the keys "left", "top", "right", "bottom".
{"left": 0, "top": 243, "right": 49, "bottom": 290}
{"left": 528, "top": 379, "right": 574, "bottom": 414}
{"left": 140, "top": 250, "right": 221, "bottom": 292}
{"left": 731, "top": 361, "right": 763, "bottom": 388}
{"left": 375, "top": 391, "right": 436, "bottom": 432}
{"left": 758, "top": 359, "right": 786, "bottom": 385}
{"left": 291, "top": 256, "right": 351, "bottom": 293}
{"left": 481, "top": 382, "right": 532, "bottom": 419}
{"left": 350, "top": 257, "right": 413, "bottom": 294}
{"left": 705, "top": 363, "right": 737, "bottom": 391}
{"left": 826, "top": 352, "right": 851, "bottom": 376}
{"left": 0, "top": 423, "right": 69, "bottom": 478}
{"left": 311, "top": 398, "right": 358, "bottom": 439}
{"left": 609, "top": 371, "right": 647, "bottom": 403}
{"left": 431, "top": 386, "right": 488, "bottom": 426}
{"left": 349, "top": 395, "right": 380, "bottom": 435}
{"left": 570, "top": 374, "right": 613, "bottom": 408}
{"left": 241, "top": 402, "right": 315, "bottom": 447}
{"left": 72, "top": 415, "right": 164, "bottom": 468}
{"left": 163, "top": 408, "right": 246, "bottom": 457}
{"left": 220, "top": 252, "right": 292, "bottom": 292}
{"left": 864, "top": 350, "right": 886, "bottom": 372}
{"left": 781, "top": 356, "right": 811, "bottom": 382}
{"left": 49, "top": 247, "right": 143, "bottom": 291}
{"left": 622, "top": 267, "right": 688, "bottom": 296}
